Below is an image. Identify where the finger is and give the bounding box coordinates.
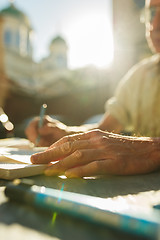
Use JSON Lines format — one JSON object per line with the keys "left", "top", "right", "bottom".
{"left": 31, "top": 133, "right": 107, "bottom": 164}
{"left": 31, "top": 132, "right": 112, "bottom": 164}
{"left": 31, "top": 148, "right": 57, "bottom": 164}
{"left": 44, "top": 149, "right": 105, "bottom": 176}
{"left": 47, "top": 133, "right": 89, "bottom": 150}
{"left": 47, "top": 130, "right": 107, "bottom": 149}
{"left": 65, "top": 159, "right": 118, "bottom": 178}
{"left": 31, "top": 138, "right": 91, "bottom": 164}
{"left": 25, "top": 119, "right": 39, "bottom": 143}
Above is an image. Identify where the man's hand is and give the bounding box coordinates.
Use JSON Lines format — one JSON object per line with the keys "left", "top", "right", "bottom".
{"left": 31, "top": 130, "right": 160, "bottom": 177}
{"left": 25, "top": 115, "right": 68, "bottom": 146}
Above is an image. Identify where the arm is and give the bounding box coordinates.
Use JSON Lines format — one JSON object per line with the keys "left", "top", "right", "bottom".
{"left": 97, "top": 112, "right": 123, "bottom": 133}
{"left": 66, "top": 112, "right": 123, "bottom": 133}
{"left": 31, "top": 130, "right": 160, "bottom": 178}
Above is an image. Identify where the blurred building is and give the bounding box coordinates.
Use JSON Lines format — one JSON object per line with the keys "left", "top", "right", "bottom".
{"left": 0, "top": 0, "right": 152, "bottom": 130}
{"left": 0, "top": 2, "right": 69, "bottom": 102}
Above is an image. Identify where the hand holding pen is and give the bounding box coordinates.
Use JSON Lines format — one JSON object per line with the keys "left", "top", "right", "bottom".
{"left": 35, "top": 104, "right": 47, "bottom": 146}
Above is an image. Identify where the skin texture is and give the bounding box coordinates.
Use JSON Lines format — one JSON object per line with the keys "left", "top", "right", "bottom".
{"left": 31, "top": 130, "right": 160, "bottom": 177}
{"left": 28, "top": 0, "right": 160, "bottom": 178}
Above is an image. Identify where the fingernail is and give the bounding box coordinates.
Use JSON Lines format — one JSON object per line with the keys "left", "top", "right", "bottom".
{"left": 30, "top": 155, "right": 37, "bottom": 163}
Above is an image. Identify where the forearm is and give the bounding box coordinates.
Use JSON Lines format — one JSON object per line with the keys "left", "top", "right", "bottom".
{"left": 97, "top": 112, "right": 123, "bottom": 133}
{"left": 65, "top": 112, "right": 123, "bottom": 135}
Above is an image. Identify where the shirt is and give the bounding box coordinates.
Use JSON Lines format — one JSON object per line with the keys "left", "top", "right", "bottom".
{"left": 106, "top": 54, "right": 160, "bottom": 137}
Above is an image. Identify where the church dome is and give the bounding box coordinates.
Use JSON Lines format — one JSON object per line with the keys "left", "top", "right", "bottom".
{"left": 50, "top": 35, "right": 68, "bottom": 54}
{"left": 51, "top": 35, "right": 67, "bottom": 46}
{"left": 0, "top": 3, "right": 30, "bottom": 25}
{"left": 49, "top": 35, "right": 68, "bottom": 69}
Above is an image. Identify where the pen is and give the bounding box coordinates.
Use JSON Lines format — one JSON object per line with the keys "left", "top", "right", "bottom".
{"left": 35, "top": 104, "right": 47, "bottom": 146}
{"left": 4, "top": 179, "right": 160, "bottom": 239}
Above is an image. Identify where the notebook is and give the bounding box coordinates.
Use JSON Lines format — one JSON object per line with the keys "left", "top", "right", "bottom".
{"left": 0, "top": 139, "right": 48, "bottom": 180}
{"left": 0, "top": 137, "right": 33, "bottom": 148}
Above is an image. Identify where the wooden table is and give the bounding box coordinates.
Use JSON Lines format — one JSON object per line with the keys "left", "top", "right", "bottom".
{"left": 1, "top": 171, "right": 160, "bottom": 240}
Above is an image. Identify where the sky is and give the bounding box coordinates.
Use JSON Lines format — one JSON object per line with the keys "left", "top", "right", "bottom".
{"left": 0, "top": 0, "right": 113, "bottom": 69}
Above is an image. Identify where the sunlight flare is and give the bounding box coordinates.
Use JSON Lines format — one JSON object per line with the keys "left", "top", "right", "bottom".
{"left": 64, "top": 12, "right": 113, "bottom": 69}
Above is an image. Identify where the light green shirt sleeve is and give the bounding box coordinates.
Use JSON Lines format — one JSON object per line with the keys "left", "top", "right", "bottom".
{"left": 105, "top": 63, "right": 142, "bottom": 129}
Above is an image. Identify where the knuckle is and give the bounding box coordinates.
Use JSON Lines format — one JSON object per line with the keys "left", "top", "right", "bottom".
{"left": 91, "top": 160, "right": 102, "bottom": 172}
{"left": 60, "top": 135, "right": 79, "bottom": 154}
{"left": 90, "top": 129, "right": 102, "bottom": 137}
{"left": 89, "top": 134, "right": 108, "bottom": 149}
{"left": 63, "top": 135, "right": 72, "bottom": 142}
{"left": 61, "top": 141, "right": 73, "bottom": 153}
{"left": 59, "top": 135, "right": 70, "bottom": 144}
{"left": 98, "top": 136, "right": 108, "bottom": 147}
{"left": 73, "top": 150, "right": 82, "bottom": 159}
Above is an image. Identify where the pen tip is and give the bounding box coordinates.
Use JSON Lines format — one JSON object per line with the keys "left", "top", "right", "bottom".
{"left": 43, "top": 104, "right": 47, "bottom": 109}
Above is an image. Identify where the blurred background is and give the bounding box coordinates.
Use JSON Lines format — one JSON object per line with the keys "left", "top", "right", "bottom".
{"left": 0, "top": 0, "right": 151, "bottom": 137}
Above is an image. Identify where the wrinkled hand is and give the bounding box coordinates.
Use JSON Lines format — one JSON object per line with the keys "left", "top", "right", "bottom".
{"left": 31, "top": 130, "right": 160, "bottom": 178}
{"left": 25, "top": 115, "right": 68, "bottom": 147}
